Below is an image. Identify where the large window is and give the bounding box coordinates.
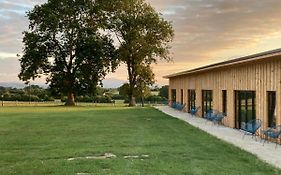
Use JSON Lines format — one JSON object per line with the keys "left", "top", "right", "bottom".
{"left": 222, "top": 90, "right": 227, "bottom": 115}
{"left": 188, "top": 89, "right": 196, "bottom": 111}
{"left": 171, "top": 89, "right": 176, "bottom": 103}
{"left": 267, "top": 91, "right": 276, "bottom": 127}
{"left": 202, "top": 90, "right": 213, "bottom": 116}
{"left": 235, "top": 91, "right": 256, "bottom": 129}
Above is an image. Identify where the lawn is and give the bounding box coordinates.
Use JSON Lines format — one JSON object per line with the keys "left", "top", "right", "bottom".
{"left": 0, "top": 106, "right": 280, "bottom": 175}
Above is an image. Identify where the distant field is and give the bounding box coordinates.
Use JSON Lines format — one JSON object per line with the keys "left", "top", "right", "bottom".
{"left": 0, "top": 106, "right": 280, "bottom": 174}
{"left": 150, "top": 91, "right": 159, "bottom": 96}
{"left": 0, "top": 100, "right": 125, "bottom": 107}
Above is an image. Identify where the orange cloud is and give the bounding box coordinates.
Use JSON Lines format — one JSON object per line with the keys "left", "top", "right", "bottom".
{"left": 2, "top": 0, "right": 281, "bottom": 87}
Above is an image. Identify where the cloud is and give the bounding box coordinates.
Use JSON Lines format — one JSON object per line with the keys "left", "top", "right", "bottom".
{"left": 0, "top": 0, "right": 46, "bottom": 54}
{"left": 0, "top": 52, "right": 18, "bottom": 59}
{"left": 2, "top": 0, "right": 281, "bottom": 87}
{"left": 0, "top": 57, "right": 20, "bottom": 82}
{"left": 145, "top": 0, "right": 281, "bottom": 85}
{"left": 151, "top": 0, "right": 281, "bottom": 63}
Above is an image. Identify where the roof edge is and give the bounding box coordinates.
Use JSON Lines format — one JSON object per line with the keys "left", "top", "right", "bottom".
{"left": 164, "top": 48, "right": 281, "bottom": 79}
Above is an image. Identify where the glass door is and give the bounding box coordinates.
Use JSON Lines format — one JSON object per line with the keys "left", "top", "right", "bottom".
{"left": 235, "top": 91, "right": 256, "bottom": 129}
{"left": 202, "top": 90, "right": 213, "bottom": 117}
{"left": 188, "top": 89, "right": 196, "bottom": 111}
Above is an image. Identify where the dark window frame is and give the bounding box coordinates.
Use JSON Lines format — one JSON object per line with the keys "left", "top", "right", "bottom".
{"left": 180, "top": 89, "right": 184, "bottom": 104}
{"left": 222, "top": 90, "right": 227, "bottom": 115}
{"left": 267, "top": 91, "right": 276, "bottom": 127}
{"left": 202, "top": 90, "right": 213, "bottom": 117}
{"left": 188, "top": 89, "right": 196, "bottom": 111}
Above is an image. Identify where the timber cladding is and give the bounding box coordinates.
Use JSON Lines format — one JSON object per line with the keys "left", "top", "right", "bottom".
{"left": 167, "top": 55, "right": 281, "bottom": 130}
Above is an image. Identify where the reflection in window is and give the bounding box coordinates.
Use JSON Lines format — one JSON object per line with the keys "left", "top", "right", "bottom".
{"left": 202, "top": 90, "right": 213, "bottom": 116}
{"left": 188, "top": 89, "right": 196, "bottom": 111}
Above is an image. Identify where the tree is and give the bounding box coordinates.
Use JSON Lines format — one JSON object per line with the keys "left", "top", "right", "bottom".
{"left": 118, "top": 82, "right": 150, "bottom": 105}
{"left": 159, "top": 85, "right": 169, "bottom": 99}
{"left": 0, "top": 85, "right": 54, "bottom": 102}
{"left": 102, "top": 0, "right": 174, "bottom": 106}
{"left": 118, "top": 83, "right": 130, "bottom": 99}
{"left": 135, "top": 65, "right": 154, "bottom": 106}
{"left": 19, "top": 0, "right": 118, "bottom": 106}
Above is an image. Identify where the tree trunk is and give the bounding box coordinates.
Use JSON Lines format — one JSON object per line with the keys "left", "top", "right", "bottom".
{"left": 127, "top": 60, "right": 136, "bottom": 107}
{"left": 129, "top": 96, "right": 136, "bottom": 107}
{"left": 128, "top": 83, "right": 136, "bottom": 107}
{"left": 65, "top": 92, "right": 75, "bottom": 106}
{"left": 141, "top": 95, "right": 144, "bottom": 107}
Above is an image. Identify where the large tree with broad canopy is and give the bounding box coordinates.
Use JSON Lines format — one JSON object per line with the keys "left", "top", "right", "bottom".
{"left": 19, "top": 0, "right": 118, "bottom": 106}
{"left": 100, "top": 0, "right": 174, "bottom": 106}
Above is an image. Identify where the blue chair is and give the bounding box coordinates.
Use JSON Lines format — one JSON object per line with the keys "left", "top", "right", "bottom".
{"left": 176, "top": 103, "right": 181, "bottom": 110}
{"left": 189, "top": 106, "right": 200, "bottom": 116}
{"left": 241, "top": 119, "right": 262, "bottom": 140}
{"left": 212, "top": 112, "right": 226, "bottom": 125}
{"left": 204, "top": 110, "right": 226, "bottom": 125}
{"left": 171, "top": 102, "right": 185, "bottom": 111}
{"left": 204, "top": 109, "right": 219, "bottom": 122}
{"left": 177, "top": 103, "right": 186, "bottom": 111}
{"left": 262, "top": 125, "right": 281, "bottom": 148}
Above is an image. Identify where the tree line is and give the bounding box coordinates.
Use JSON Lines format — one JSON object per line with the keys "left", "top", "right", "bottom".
{"left": 0, "top": 85, "right": 169, "bottom": 104}
{"left": 0, "top": 85, "right": 53, "bottom": 102}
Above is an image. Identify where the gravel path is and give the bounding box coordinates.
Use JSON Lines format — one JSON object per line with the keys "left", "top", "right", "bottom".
{"left": 155, "top": 106, "right": 281, "bottom": 169}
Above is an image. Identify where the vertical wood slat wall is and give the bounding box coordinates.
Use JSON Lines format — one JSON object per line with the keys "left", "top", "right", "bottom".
{"left": 168, "top": 58, "right": 281, "bottom": 129}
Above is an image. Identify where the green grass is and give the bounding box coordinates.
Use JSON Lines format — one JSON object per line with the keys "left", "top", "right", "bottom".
{"left": 0, "top": 106, "right": 280, "bottom": 175}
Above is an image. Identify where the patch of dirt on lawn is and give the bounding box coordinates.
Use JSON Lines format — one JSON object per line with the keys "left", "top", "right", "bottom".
{"left": 124, "top": 154, "right": 149, "bottom": 159}
{"left": 67, "top": 153, "right": 116, "bottom": 161}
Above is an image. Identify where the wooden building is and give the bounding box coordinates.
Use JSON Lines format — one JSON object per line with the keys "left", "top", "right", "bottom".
{"left": 164, "top": 49, "right": 281, "bottom": 130}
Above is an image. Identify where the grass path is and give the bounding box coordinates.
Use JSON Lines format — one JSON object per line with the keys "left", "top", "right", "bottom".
{"left": 0, "top": 106, "right": 280, "bottom": 175}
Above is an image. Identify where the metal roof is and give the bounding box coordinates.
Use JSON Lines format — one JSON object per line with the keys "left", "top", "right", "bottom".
{"left": 164, "top": 48, "right": 281, "bottom": 78}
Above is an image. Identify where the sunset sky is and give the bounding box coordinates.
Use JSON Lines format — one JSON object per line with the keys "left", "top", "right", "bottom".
{"left": 1, "top": 0, "right": 281, "bottom": 88}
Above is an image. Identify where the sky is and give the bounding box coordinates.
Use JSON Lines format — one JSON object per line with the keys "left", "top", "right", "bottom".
{"left": 1, "top": 0, "right": 281, "bottom": 88}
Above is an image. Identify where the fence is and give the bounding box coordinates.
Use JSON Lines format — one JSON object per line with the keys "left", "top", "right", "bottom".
{"left": 0, "top": 100, "right": 168, "bottom": 107}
